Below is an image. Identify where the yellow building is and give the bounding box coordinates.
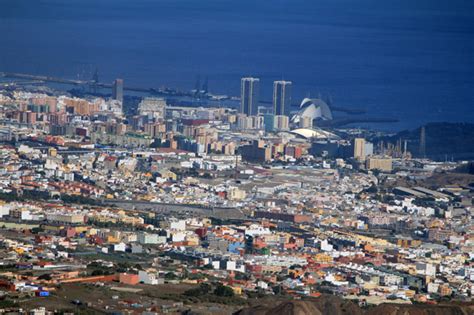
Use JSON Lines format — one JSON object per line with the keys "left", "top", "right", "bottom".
{"left": 158, "top": 170, "right": 177, "bottom": 181}
{"left": 227, "top": 187, "right": 246, "bottom": 201}
{"left": 314, "top": 253, "right": 333, "bottom": 263}
{"left": 120, "top": 216, "right": 144, "bottom": 226}
{"left": 106, "top": 235, "right": 119, "bottom": 244}
{"left": 185, "top": 235, "right": 200, "bottom": 246}
{"left": 366, "top": 156, "right": 393, "bottom": 172}
{"left": 231, "top": 286, "right": 243, "bottom": 295}
{"left": 353, "top": 138, "right": 366, "bottom": 161}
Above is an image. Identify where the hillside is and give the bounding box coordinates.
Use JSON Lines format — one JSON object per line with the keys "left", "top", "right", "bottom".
{"left": 235, "top": 295, "right": 474, "bottom": 315}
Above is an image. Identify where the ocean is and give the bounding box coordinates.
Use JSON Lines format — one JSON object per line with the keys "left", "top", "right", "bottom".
{"left": 0, "top": 0, "right": 473, "bottom": 131}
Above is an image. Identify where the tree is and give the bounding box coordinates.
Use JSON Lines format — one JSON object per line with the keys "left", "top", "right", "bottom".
{"left": 234, "top": 272, "right": 250, "bottom": 281}
{"left": 202, "top": 172, "right": 212, "bottom": 179}
{"left": 91, "top": 269, "right": 104, "bottom": 276}
{"left": 199, "top": 283, "right": 211, "bottom": 294}
{"left": 38, "top": 273, "right": 52, "bottom": 281}
{"left": 272, "top": 285, "right": 283, "bottom": 295}
{"left": 365, "top": 183, "right": 378, "bottom": 194}
{"left": 150, "top": 139, "right": 162, "bottom": 148}
{"left": 134, "top": 264, "right": 143, "bottom": 270}
{"left": 187, "top": 273, "right": 205, "bottom": 280}
{"left": 31, "top": 227, "right": 44, "bottom": 234}
{"left": 164, "top": 272, "right": 177, "bottom": 280}
{"left": 202, "top": 263, "right": 213, "bottom": 270}
{"left": 214, "top": 284, "right": 234, "bottom": 297}
{"left": 184, "top": 283, "right": 211, "bottom": 297}
{"left": 0, "top": 300, "right": 18, "bottom": 308}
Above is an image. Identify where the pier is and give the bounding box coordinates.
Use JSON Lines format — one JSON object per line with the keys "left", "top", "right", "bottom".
{"left": 0, "top": 71, "right": 194, "bottom": 97}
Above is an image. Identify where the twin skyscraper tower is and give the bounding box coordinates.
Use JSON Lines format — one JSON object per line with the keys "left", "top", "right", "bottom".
{"left": 240, "top": 77, "right": 292, "bottom": 117}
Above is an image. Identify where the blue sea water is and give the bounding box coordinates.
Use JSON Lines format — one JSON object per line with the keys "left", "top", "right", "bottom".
{"left": 0, "top": 0, "right": 473, "bottom": 131}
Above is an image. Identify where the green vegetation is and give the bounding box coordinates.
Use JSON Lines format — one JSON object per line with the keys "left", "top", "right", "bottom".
{"left": 164, "top": 272, "right": 178, "bottom": 280}
{"left": 213, "top": 284, "right": 234, "bottom": 297}
{"left": 90, "top": 269, "right": 113, "bottom": 276}
{"left": 184, "top": 283, "right": 211, "bottom": 297}
{"left": 0, "top": 190, "right": 101, "bottom": 206}
{"left": 0, "top": 264, "right": 16, "bottom": 270}
{"left": 60, "top": 195, "right": 102, "bottom": 205}
{"left": 31, "top": 227, "right": 44, "bottom": 234}
{"left": 272, "top": 285, "right": 284, "bottom": 295}
{"left": 0, "top": 190, "right": 49, "bottom": 202}
{"left": 0, "top": 300, "right": 19, "bottom": 308}
{"left": 179, "top": 283, "right": 244, "bottom": 305}
{"left": 87, "top": 261, "right": 114, "bottom": 276}
{"left": 37, "top": 273, "right": 52, "bottom": 281}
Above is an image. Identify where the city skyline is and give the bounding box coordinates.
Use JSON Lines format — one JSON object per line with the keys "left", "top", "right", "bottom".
{"left": 1, "top": 0, "right": 472, "bottom": 130}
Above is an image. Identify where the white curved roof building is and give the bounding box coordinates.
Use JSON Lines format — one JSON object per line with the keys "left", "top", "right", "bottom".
{"left": 291, "top": 98, "right": 333, "bottom": 124}
{"left": 290, "top": 128, "right": 339, "bottom": 140}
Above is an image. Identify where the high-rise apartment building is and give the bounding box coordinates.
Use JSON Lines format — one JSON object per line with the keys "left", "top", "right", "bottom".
{"left": 299, "top": 116, "right": 313, "bottom": 129}
{"left": 274, "top": 115, "right": 289, "bottom": 131}
{"left": 237, "top": 115, "right": 264, "bottom": 130}
{"left": 264, "top": 114, "right": 275, "bottom": 132}
{"left": 240, "top": 77, "right": 260, "bottom": 116}
{"left": 353, "top": 138, "right": 366, "bottom": 161}
{"left": 240, "top": 140, "right": 272, "bottom": 163}
{"left": 273, "top": 80, "right": 292, "bottom": 116}
{"left": 112, "top": 79, "right": 124, "bottom": 103}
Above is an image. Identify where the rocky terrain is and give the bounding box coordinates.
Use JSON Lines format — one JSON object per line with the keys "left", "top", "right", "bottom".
{"left": 235, "top": 295, "right": 474, "bottom": 315}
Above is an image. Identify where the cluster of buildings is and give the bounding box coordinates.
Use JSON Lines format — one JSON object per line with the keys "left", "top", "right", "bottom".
{"left": 0, "top": 82, "right": 472, "bottom": 313}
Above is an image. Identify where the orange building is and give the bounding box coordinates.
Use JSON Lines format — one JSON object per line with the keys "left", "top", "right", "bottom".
{"left": 119, "top": 273, "right": 139, "bottom": 285}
